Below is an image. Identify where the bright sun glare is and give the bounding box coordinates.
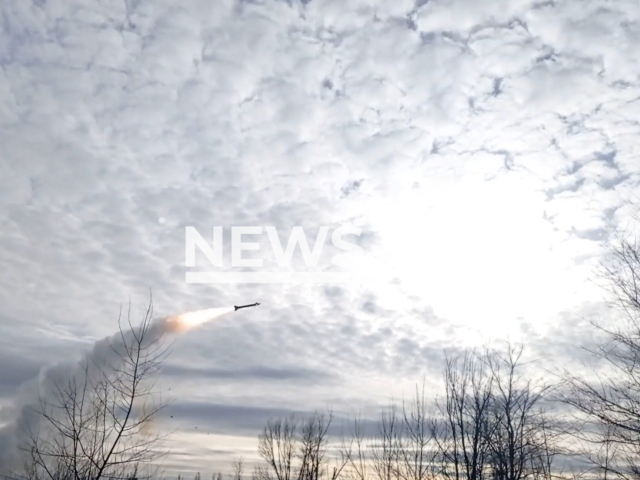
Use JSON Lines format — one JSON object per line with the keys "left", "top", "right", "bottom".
{"left": 367, "top": 171, "right": 603, "bottom": 342}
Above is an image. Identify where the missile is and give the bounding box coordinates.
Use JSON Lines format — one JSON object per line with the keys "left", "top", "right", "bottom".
{"left": 234, "top": 302, "right": 261, "bottom": 311}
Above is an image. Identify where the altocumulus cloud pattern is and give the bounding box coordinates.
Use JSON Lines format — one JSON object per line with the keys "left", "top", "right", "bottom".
{"left": 0, "top": 0, "right": 639, "bottom": 474}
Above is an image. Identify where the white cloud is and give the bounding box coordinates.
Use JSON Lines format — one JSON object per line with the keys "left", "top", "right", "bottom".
{"left": 1, "top": 0, "right": 640, "bottom": 474}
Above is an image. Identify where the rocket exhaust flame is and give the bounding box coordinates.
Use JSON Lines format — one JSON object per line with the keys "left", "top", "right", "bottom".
{"left": 165, "top": 306, "right": 235, "bottom": 332}
{"left": 0, "top": 304, "right": 237, "bottom": 473}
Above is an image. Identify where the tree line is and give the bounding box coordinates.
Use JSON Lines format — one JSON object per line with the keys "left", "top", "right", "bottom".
{"left": 6, "top": 233, "right": 640, "bottom": 480}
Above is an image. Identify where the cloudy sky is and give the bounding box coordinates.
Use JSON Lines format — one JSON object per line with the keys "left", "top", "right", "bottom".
{"left": 1, "top": 0, "right": 640, "bottom": 475}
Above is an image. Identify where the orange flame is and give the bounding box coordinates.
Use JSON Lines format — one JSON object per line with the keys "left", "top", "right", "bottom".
{"left": 165, "top": 307, "right": 235, "bottom": 332}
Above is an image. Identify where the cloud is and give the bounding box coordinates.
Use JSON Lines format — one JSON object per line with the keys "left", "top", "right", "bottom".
{"left": 161, "top": 364, "right": 335, "bottom": 383}
{"left": 0, "top": 351, "right": 42, "bottom": 400}
{"left": 1, "top": 0, "right": 640, "bottom": 474}
{"left": 166, "top": 401, "right": 312, "bottom": 437}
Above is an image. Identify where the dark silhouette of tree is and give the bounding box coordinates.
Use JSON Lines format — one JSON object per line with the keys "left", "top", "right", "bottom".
{"left": 560, "top": 231, "right": 640, "bottom": 479}
{"left": 436, "top": 351, "right": 494, "bottom": 480}
{"left": 255, "top": 412, "right": 349, "bottom": 480}
{"left": 13, "top": 299, "right": 171, "bottom": 480}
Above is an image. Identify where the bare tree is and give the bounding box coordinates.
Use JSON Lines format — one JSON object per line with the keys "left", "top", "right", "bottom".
{"left": 436, "top": 351, "right": 494, "bottom": 480}
{"left": 298, "top": 413, "right": 331, "bottom": 480}
{"left": 15, "top": 299, "right": 171, "bottom": 480}
{"left": 257, "top": 412, "right": 349, "bottom": 480}
{"left": 600, "top": 230, "right": 640, "bottom": 316}
{"left": 398, "top": 386, "right": 438, "bottom": 480}
{"left": 371, "top": 406, "right": 402, "bottom": 480}
{"left": 257, "top": 416, "right": 298, "bottom": 480}
{"left": 560, "top": 316, "right": 640, "bottom": 479}
{"left": 343, "top": 415, "right": 369, "bottom": 480}
{"left": 232, "top": 458, "right": 245, "bottom": 480}
{"left": 433, "top": 347, "right": 561, "bottom": 480}
{"left": 344, "top": 383, "right": 440, "bottom": 480}
{"left": 559, "top": 231, "right": 640, "bottom": 479}
{"left": 485, "top": 345, "right": 557, "bottom": 480}
{"left": 343, "top": 407, "right": 401, "bottom": 480}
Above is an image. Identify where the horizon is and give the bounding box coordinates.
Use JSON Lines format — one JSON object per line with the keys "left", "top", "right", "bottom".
{"left": 1, "top": 0, "right": 640, "bottom": 477}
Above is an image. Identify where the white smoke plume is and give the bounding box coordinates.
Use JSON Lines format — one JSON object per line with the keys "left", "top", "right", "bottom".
{"left": 0, "top": 304, "right": 234, "bottom": 475}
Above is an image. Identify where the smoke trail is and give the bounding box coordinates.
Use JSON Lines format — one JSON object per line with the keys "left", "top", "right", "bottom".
{"left": 0, "top": 306, "right": 234, "bottom": 474}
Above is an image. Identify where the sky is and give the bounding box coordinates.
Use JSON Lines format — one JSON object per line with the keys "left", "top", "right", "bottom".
{"left": 1, "top": 0, "right": 640, "bottom": 475}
